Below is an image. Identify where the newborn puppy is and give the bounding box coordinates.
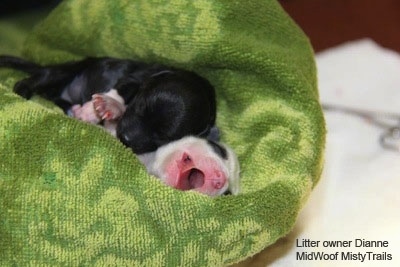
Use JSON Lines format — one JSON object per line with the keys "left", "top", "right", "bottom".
{"left": 138, "top": 136, "right": 240, "bottom": 196}
{"left": 0, "top": 55, "right": 216, "bottom": 154}
{"left": 0, "top": 55, "right": 240, "bottom": 196}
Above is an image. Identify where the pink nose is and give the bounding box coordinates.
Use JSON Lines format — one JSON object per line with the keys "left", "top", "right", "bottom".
{"left": 211, "top": 171, "right": 226, "bottom": 189}
{"left": 212, "top": 180, "right": 225, "bottom": 189}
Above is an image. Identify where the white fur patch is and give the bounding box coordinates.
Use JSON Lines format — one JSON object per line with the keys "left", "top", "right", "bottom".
{"left": 104, "top": 89, "right": 125, "bottom": 106}
{"left": 138, "top": 136, "right": 240, "bottom": 196}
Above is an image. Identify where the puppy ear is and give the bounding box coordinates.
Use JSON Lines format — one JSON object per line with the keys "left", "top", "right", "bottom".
{"left": 206, "top": 126, "right": 220, "bottom": 142}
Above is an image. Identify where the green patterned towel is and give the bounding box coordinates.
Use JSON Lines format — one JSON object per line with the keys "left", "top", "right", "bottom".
{"left": 0, "top": 0, "right": 325, "bottom": 266}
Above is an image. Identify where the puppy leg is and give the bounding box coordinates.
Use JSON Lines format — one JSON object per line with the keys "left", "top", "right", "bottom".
{"left": 68, "top": 89, "right": 125, "bottom": 136}
{"left": 69, "top": 102, "right": 101, "bottom": 124}
{"left": 68, "top": 103, "right": 117, "bottom": 136}
{"left": 92, "top": 89, "right": 126, "bottom": 121}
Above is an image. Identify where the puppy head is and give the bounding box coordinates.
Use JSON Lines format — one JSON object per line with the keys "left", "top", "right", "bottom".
{"left": 138, "top": 136, "right": 240, "bottom": 197}
{"left": 116, "top": 70, "right": 216, "bottom": 154}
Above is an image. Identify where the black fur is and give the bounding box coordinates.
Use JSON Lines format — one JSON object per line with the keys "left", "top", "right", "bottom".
{"left": 207, "top": 140, "right": 227, "bottom": 160}
{"left": 0, "top": 56, "right": 217, "bottom": 154}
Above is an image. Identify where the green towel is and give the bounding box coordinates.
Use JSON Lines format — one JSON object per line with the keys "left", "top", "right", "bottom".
{"left": 0, "top": 0, "right": 325, "bottom": 266}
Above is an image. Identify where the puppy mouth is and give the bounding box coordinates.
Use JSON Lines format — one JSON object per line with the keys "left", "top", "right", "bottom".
{"left": 178, "top": 168, "right": 205, "bottom": 190}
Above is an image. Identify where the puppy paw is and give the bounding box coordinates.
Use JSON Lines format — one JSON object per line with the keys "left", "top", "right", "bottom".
{"left": 92, "top": 93, "right": 125, "bottom": 121}
{"left": 69, "top": 103, "right": 100, "bottom": 124}
{"left": 14, "top": 79, "right": 34, "bottom": 99}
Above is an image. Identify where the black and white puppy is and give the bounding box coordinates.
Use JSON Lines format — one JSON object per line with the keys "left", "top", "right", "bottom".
{"left": 0, "top": 56, "right": 216, "bottom": 154}
{"left": 0, "top": 55, "right": 240, "bottom": 196}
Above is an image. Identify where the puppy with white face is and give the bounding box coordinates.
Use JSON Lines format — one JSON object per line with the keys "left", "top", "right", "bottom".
{"left": 138, "top": 136, "right": 240, "bottom": 196}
